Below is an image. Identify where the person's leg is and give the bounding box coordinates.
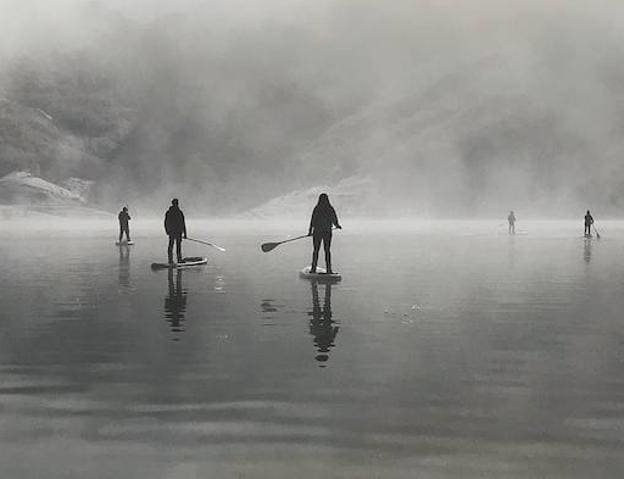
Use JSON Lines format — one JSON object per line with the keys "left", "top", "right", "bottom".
{"left": 311, "top": 233, "right": 322, "bottom": 272}
{"left": 168, "top": 235, "right": 174, "bottom": 262}
{"left": 125, "top": 225, "right": 131, "bottom": 241}
{"left": 324, "top": 232, "right": 333, "bottom": 273}
{"left": 119, "top": 225, "right": 123, "bottom": 242}
{"left": 176, "top": 234, "right": 183, "bottom": 262}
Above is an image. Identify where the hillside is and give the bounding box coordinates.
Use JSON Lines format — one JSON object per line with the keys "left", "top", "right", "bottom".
{"left": 0, "top": 171, "right": 110, "bottom": 218}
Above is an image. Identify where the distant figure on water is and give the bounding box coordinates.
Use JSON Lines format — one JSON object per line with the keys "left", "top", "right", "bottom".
{"left": 165, "top": 198, "right": 187, "bottom": 263}
{"left": 118, "top": 206, "right": 131, "bottom": 243}
{"left": 584, "top": 210, "right": 594, "bottom": 237}
{"left": 308, "top": 193, "right": 341, "bottom": 274}
{"left": 507, "top": 210, "right": 516, "bottom": 235}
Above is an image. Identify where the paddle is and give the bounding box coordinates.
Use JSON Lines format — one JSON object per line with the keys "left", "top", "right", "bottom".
{"left": 186, "top": 237, "right": 226, "bottom": 252}
{"left": 593, "top": 225, "right": 601, "bottom": 240}
{"left": 261, "top": 234, "right": 310, "bottom": 253}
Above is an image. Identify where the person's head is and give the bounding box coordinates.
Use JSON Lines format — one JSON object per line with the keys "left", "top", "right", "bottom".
{"left": 510, "top": 210, "right": 514, "bottom": 214}
{"left": 122, "top": 206, "right": 128, "bottom": 212}
{"left": 172, "top": 198, "right": 179, "bottom": 207}
{"left": 587, "top": 210, "right": 590, "bottom": 215}
{"left": 317, "top": 193, "right": 330, "bottom": 207}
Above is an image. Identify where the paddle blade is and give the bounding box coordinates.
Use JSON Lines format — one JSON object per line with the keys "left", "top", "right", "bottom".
{"left": 261, "top": 242, "right": 279, "bottom": 253}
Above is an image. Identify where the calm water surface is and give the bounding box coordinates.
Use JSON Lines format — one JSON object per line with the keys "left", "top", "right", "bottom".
{"left": 1, "top": 220, "right": 623, "bottom": 478}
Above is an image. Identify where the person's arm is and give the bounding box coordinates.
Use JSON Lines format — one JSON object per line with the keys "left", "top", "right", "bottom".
{"left": 164, "top": 212, "right": 170, "bottom": 234}
{"left": 308, "top": 208, "right": 316, "bottom": 236}
{"left": 182, "top": 212, "right": 187, "bottom": 238}
{"left": 332, "top": 207, "right": 341, "bottom": 229}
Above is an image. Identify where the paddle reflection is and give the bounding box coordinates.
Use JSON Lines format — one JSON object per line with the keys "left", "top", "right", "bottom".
{"left": 164, "top": 269, "right": 188, "bottom": 340}
{"left": 307, "top": 282, "right": 339, "bottom": 367}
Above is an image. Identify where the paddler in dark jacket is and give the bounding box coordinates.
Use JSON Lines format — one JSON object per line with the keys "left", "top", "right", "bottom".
{"left": 118, "top": 206, "right": 131, "bottom": 243}
{"left": 308, "top": 193, "right": 341, "bottom": 274}
{"left": 507, "top": 210, "right": 516, "bottom": 235}
{"left": 164, "top": 198, "right": 187, "bottom": 263}
{"left": 584, "top": 210, "right": 594, "bottom": 237}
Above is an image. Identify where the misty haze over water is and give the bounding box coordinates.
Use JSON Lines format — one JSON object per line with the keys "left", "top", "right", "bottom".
{"left": 2, "top": 0, "right": 624, "bottom": 216}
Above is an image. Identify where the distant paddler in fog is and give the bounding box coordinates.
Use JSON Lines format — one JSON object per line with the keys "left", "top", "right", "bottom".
{"left": 165, "top": 198, "right": 187, "bottom": 264}
{"left": 507, "top": 210, "right": 516, "bottom": 235}
{"left": 308, "top": 193, "right": 341, "bottom": 274}
{"left": 584, "top": 210, "right": 594, "bottom": 237}
{"left": 118, "top": 206, "right": 131, "bottom": 244}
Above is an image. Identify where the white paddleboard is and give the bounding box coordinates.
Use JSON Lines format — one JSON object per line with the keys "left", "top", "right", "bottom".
{"left": 116, "top": 240, "right": 134, "bottom": 246}
{"left": 299, "top": 266, "right": 342, "bottom": 281}
{"left": 151, "top": 257, "right": 207, "bottom": 269}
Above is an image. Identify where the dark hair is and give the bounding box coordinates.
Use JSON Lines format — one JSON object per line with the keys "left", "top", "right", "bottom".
{"left": 172, "top": 198, "right": 179, "bottom": 205}
{"left": 317, "top": 193, "right": 330, "bottom": 208}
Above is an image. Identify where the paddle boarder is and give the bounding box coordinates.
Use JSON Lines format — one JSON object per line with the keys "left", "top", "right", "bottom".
{"left": 507, "top": 210, "right": 516, "bottom": 235}
{"left": 118, "top": 206, "right": 131, "bottom": 243}
{"left": 584, "top": 210, "right": 594, "bottom": 237}
{"left": 165, "top": 198, "right": 187, "bottom": 264}
{"left": 308, "top": 193, "right": 341, "bottom": 274}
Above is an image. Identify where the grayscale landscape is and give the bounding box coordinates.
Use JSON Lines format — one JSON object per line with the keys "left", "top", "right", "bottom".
{"left": 1, "top": 0, "right": 624, "bottom": 477}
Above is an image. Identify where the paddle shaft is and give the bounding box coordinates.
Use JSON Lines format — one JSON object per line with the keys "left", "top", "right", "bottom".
{"left": 593, "top": 225, "right": 601, "bottom": 238}
{"left": 275, "top": 234, "right": 310, "bottom": 246}
{"left": 186, "top": 237, "right": 226, "bottom": 252}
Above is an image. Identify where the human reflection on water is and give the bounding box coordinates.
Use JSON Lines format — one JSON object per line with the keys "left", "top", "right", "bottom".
{"left": 307, "top": 282, "right": 339, "bottom": 367}
{"left": 584, "top": 238, "right": 592, "bottom": 263}
{"left": 118, "top": 245, "right": 130, "bottom": 290}
{"left": 164, "top": 269, "right": 188, "bottom": 340}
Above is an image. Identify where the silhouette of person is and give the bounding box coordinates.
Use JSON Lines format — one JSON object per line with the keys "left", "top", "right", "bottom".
{"left": 164, "top": 198, "right": 187, "bottom": 263}
{"left": 164, "top": 269, "right": 187, "bottom": 338}
{"left": 118, "top": 206, "right": 131, "bottom": 243}
{"left": 308, "top": 282, "right": 339, "bottom": 365}
{"left": 507, "top": 210, "right": 516, "bottom": 235}
{"left": 308, "top": 193, "right": 341, "bottom": 274}
{"left": 584, "top": 210, "right": 594, "bottom": 237}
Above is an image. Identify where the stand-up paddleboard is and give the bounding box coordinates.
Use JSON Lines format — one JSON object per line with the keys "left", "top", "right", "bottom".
{"left": 299, "top": 266, "right": 341, "bottom": 282}
{"left": 116, "top": 240, "right": 134, "bottom": 246}
{"left": 151, "top": 257, "right": 207, "bottom": 269}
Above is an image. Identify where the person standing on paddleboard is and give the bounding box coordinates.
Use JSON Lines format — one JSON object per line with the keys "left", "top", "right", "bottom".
{"left": 118, "top": 206, "right": 131, "bottom": 243}
{"left": 584, "top": 210, "right": 594, "bottom": 237}
{"left": 308, "top": 193, "right": 341, "bottom": 274}
{"left": 165, "top": 198, "right": 187, "bottom": 264}
{"left": 507, "top": 210, "right": 516, "bottom": 235}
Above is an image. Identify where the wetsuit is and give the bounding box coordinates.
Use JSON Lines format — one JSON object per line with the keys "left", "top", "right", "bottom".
{"left": 308, "top": 204, "right": 339, "bottom": 273}
{"left": 165, "top": 205, "right": 187, "bottom": 263}
{"left": 118, "top": 210, "right": 131, "bottom": 242}
{"left": 584, "top": 213, "right": 594, "bottom": 236}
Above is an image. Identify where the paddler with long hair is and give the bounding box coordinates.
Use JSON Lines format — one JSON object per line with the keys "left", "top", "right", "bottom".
{"left": 308, "top": 193, "right": 342, "bottom": 274}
